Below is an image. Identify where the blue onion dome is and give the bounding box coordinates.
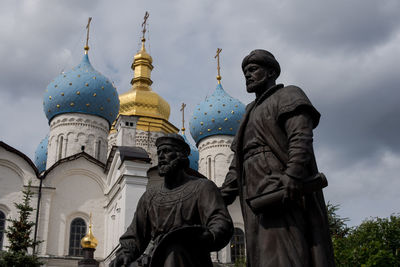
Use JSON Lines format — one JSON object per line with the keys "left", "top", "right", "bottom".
{"left": 189, "top": 83, "right": 245, "bottom": 145}
{"left": 34, "top": 135, "right": 48, "bottom": 173}
{"left": 181, "top": 132, "right": 199, "bottom": 171}
{"left": 43, "top": 54, "right": 120, "bottom": 127}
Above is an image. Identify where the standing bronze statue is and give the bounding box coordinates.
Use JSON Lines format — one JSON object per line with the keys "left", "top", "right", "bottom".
{"left": 111, "top": 133, "right": 233, "bottom": 267}
{"left": 220, "top": 50, "right": 335, "bottom": 266}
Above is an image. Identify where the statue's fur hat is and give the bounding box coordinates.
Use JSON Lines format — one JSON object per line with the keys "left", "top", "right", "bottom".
{"left": 242, "top": 49, "right": 281, "bottom": 79}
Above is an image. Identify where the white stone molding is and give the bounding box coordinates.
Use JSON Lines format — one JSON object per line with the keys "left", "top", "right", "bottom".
{"left": 198, "top": 135, "right": 234, "bottom": 186}
{"left": 47, "top": 113, "right": 109, "bottom": 167}
{"left": 0, "top": 159, "right": 24, "bottom": 179}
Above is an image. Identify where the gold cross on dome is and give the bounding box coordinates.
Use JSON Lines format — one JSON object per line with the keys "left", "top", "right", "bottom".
{"left": 85, "top": 17, "right": 92, "bottom": 54}
{"left": 215, "top": 48, "right": 222, "bottom": 83}
{"left": 180, "top": 102, "right": 186, "bottom": 133}
{"left": 141, "top": 11, "right": 149, "bottom": 40}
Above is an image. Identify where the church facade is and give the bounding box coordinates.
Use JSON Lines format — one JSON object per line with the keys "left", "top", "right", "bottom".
{"left": 0, "top": 28, "right": 245, "bottom": 267}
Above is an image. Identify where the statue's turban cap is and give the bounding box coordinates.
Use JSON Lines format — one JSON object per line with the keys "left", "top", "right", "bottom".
{"left": 242, "top": 49, "right": 281, "bottom": 79}
{"left": 156, "top": 133, "right": 191, "bottom": 157}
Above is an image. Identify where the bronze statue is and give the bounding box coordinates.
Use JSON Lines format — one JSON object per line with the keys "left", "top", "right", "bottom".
{"left": 111, "top": 133, "right": 233, "bottom": 267}
{"left": 220, "top": 50, "right": 335, "bottom": 266}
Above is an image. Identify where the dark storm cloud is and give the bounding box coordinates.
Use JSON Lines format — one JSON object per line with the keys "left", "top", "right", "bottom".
{"left": 1, "top": 0, "right": 400, "bottom": 225}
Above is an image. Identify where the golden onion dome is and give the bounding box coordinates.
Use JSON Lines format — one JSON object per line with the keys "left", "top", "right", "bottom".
{"left": 118, "top": 38, "right": 170, "bottom": 121}
{"left": 81, "top": 217, "right": 98, "bottom": 249}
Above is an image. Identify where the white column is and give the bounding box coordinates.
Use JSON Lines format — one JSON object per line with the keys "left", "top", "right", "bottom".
{"left": 36, "top": 187, "right": 55, "bottom": 256}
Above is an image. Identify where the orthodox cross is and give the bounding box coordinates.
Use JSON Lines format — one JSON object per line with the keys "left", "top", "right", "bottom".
{"left": 215, "top": 48, "right": 222, "bottom": 83}
{"left": 141, "top": 11, "right": 149, "bottom": 40}
{"left": 180, "top": 102, "right": 187, "bottom": 133}
{"left": 85, "top": 17, "right": 92, "bottom": 54}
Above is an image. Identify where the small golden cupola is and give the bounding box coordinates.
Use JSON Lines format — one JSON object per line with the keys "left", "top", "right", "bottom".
{"left": 118, "top": 12, "right": 177, "bottom": 133}
{"left": 81, "top": 213, "right": 98, "bottom": 249}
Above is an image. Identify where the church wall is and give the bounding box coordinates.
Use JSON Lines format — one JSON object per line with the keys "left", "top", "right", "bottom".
{"left": 47, "top": 113, "right": 109, "bottom": 167}
{"left": 43, "top": 158, "right": 106, "bottom": 259}
{"left": 0, "top": 146, "right": 39, "bottom": 250}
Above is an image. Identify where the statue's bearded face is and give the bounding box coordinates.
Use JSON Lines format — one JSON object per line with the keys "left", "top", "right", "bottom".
{"left": 243, "top": 63, "right": 273, "bottom": 93}
{"left": 157, "top": 144, "right": 182, "bottom": 176}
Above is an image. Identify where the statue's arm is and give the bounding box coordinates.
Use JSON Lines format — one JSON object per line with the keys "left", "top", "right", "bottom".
{"left": 199, "top": 180, "right": 234, "bottom": 251}
{"left": 280, "top": 110, "right": 315, "bottom": 200}
{"left": 284, "top": 110, "right": 314, "bottom": 179}
{"left": 117, "top": 194, "right": 151, "bottom": 264}
{"left": 219, "top": 156, "right": 239, "bottom": 206}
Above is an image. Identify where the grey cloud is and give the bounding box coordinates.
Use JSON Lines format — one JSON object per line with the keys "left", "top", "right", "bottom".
{"left": 1, "top": 0, "right": 400, "bottom": 225}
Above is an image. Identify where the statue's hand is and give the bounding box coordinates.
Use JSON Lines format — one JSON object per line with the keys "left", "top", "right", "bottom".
{"left": 281, "top": 174, "right": 303, "bottom": 202}
{"left": 199, "top": 229, "right": 214, "bottom": 247}
{"left": 114, "top": 251, "right": 133, "bottom": 267}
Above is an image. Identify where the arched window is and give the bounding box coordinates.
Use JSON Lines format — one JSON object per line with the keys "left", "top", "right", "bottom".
{"left": 68, "top": 218, "right": 86, "bottom": 256}
{"left": 0, "top": 211, "right": 5, "bottom": 250}
{"left": 208, "top": 157, "right": 212, "bottom": 180}
{"left": 58, "top": 136, "right": 64, "bottom": 160}
{"left": 96, "top": 140, "right": 101, "bottom": 159}
{"left": 230, "top": 227, "right": 245, "bottom": 264}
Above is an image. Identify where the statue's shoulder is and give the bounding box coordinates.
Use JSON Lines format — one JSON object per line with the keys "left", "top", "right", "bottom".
{"left": 196, "top": 177, "right": 219, "bottom": 191}
{"left": 276, "top": 85, "right": 321, "bottom": 127}
{"left": 277, "top": 85, "right": 310, "bottom": 102}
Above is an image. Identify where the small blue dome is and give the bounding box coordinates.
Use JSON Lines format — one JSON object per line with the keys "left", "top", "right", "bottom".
{"left": 181, "top": 132, "right": 199, "bottom": 171}
{"left": 34, "top": 135, "right": 48, "bottom": 173}
{"left": 189, "top": 83, "right": 245, "bottom": 145}
{"left": 43, "top": 54, "right": 120, "bottom": 127}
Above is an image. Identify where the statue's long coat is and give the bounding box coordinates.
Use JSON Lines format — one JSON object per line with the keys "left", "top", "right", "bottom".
{"left": 117, "top": 177, "right": 233, "bottom": 267}
{"left": 221, "top": 84, "right": 335, "bottom": 267}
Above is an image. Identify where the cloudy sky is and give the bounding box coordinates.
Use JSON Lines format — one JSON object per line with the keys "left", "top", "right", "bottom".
{"left": 1, "top": 0, "right": 400, "bottom": 226}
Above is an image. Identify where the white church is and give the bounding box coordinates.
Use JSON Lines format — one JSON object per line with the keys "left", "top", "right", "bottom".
{"left": 0, "top": 22, "right": 246, "bottom": 267}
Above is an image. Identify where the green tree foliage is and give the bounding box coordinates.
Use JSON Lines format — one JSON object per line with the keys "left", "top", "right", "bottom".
{"left": 0, "top": 181, "right": 42, "bottom": 267}
{"left": 327, "top": 202, "right": 350, "bottom": 238}
{"left": 327, "top": 203, "right": 400, "bottom": 267}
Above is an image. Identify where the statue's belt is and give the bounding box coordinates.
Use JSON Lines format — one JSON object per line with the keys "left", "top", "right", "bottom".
{"left": 243, "top": 145, "right": 271, "bottom": 161}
